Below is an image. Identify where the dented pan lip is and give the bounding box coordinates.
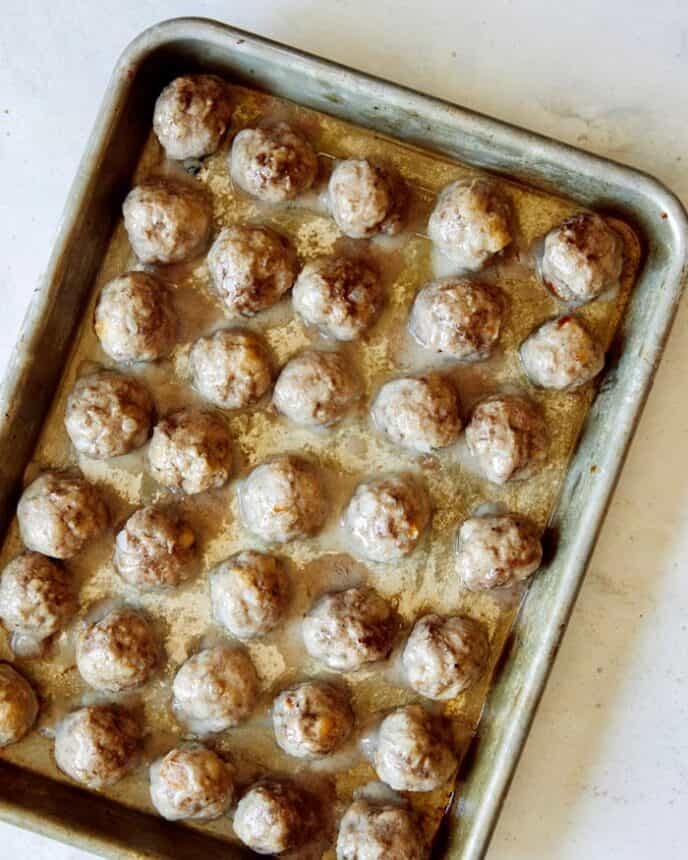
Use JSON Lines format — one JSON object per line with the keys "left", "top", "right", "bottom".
{"left": 0, "top": 16, "right": 685, "bottom": 860}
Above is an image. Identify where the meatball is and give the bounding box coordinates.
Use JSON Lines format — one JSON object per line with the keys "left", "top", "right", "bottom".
{"left": 94, "top": 271, "right": 177, "bottom": 363}
{"left": 233, "top": 779, "right": 315, "bottom": 855}
{"left": 520, "top": 314, "right": 604, "bottom": 390}
{"left": 64, "top": 371, "right": 154, "bottom": 460}
{"left": 328, "top": 159, "right": 407, "bottom": 239}
{"left": 302, "top": 586, "right": 397, "bottom": 672}
{"left": 114, "top": 506, "right": 196, "bottom": 591}
{"left": 150, "top": 744, "right": 234, "bottom": 821}
{"left": 373, "top": 705, "right": 457, "bottom": 792}
{"left": 456, "top": 514, "right": 543, "bottom": 590}
{"left": 230, "top": 122, "right": 318, "bottom": 202}
{"left": 76, "top": 606, "right": 158, "bottom": 693}
{"left": 465, "top": 395, "right": 548, "bottom": 484}
{"left": 209, "top": 550, "right": 289, "bottom": 639}
{"left": 372, "top": 374, "right": 462, "bottom": 454}
{"left": 272, "top": 680, "right": 354, "bottom": 759}
{"left": 428, "top": 178, "right": 512, "bottom": 270}
{"left": 274, "top": 350, "right": 358, "bottom": 427}
{"left": 238, "top": 455, "right": 328, "bottom": 544}
{"left": 292, "top": 255, "right": 383, "bottom": 341}
{"left": 336, "top": 798, "right": 426, "bottom": 860}
{"left": 153, "top": 74, "right": 232, "bottom": 160}
{"left": 190, "top": 328, "right": 272, "bottom": 410}
{"left": 0, "top": 552, "right": 76, "bottom": 651}
{"left": 408, "top": 277, "right": 505, "bottom": 361}
{"left": 17, "top": 472, "right": 108, "bottom": 560}
{"left": 402, "top": 614, "right": 489, "bottom": 701}
{"left": 540, "top": 212, "right": 623, "bottom": 306}
{"left": 122, "top": 179, "right": 211, "bottom": 265}
{"left": 148, "top": 407, "right": 232, "bottom": 495}
{"left": 54, "top": 704, "right": 140, "bottom": 788}
{"left": 0, "top": 663, "right": 38, "bottom": 747}
{"left": 172, "top": 645, "right": 259, "bottom": 733}
{"left": 344, "top": 474, "right": 431, "bottom": 563}
{"left": 208, "top": 225, "right": 297, "bottom": 317}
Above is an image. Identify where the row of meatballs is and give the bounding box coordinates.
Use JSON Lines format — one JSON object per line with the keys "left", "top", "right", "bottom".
{"left": 144, "top": 73, "right": 624, "bottom": 312}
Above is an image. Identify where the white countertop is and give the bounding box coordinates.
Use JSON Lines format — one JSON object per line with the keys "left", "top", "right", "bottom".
{"left": 1, "top": 1, "right": 686, "bottom": 857}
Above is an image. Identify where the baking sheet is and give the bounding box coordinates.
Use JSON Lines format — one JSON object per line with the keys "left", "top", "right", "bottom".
{"left": 0, "top": 80, "right": 641, "bottom": 855}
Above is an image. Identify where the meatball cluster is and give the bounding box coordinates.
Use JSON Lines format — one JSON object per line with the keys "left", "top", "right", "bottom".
{"left": 0, "top": 663, "right": 38, "bottom": 748}
{"left": 428, "top": 178, "right": 512, "bottom": 270}
{"left": 172, "top": 644, "right": 259, "bottom": 733}
{"left": 0, "top": 552, "right": 76, "bottom": 652}
{"left": 292, "top": 255, "right": 383, "bottom": 341}
{"left": 190, "top": 328, "right": 272, "bottom": 409}
{"left": 207, "top": 225, "right": 297, "bottom": 317}
{"left": 76, "top": 606, "right": 158, "bottom": 693}
{"left": 64, "top": 371, "right": 154, "bottom": 460}
{"left": 336, "top": 799, "right": 426, "bottom": 860}
{"left": 540, "top": 212, "right": 623, "bottom": 306}
{"left": 230, "top": 122, "right": 318, "bottom": 202}
{"left": 238, "top": 454, "right": 328, "bottom": 543}
{"left": 209, "top": 550, "right": 289, "bottom": 639}
{"left": 95, "top": 272, "right": 177, "bottom": 363}
{"left": 153, "top": 74, "right": 232, "bottom": 160}
{"left": 149, "top": 744, "right": 234, "bottom": 821}
{"left": 344, "top": 474, "right": 431, "bottom": 562}
{"left": 272, "top": 680, "right": 354, "bottom": 759}
{"left": 372, "top": 373, "right": 462, "bottom": 454}
{"left": 17, "top": 472, "right": 108, "bottom": 560}
{"left": 456, "top": 513, "right": 543, "bottom": 590}
{"left": 303, "top": 586, "right": 397, "bottom": 672}
{"left": 409, "top": 277, "right": 505, "bottom": 361}
{"left": 520, "top": 315, "right": 604, "bottom": 390}
{"left": 328, "top": 158, "right": 407, "bottom": 238}
{"left": 148, "top": 407, "right": 232, "bottom": 495}
{"left": 465, "top": 394, "right": 549, "bottom": 484}
{"left": 123, "top": 179, "right": 212, "bottom": 265}
{"left": 114, "top": 506, "right": 196, "bottom": 591}
{"left": 274, "top": 349, "right": 358, "bottom": 427}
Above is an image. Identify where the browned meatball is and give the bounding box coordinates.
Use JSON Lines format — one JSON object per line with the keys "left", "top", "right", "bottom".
{"left": 336, "top": 798, "right": 427, "bottom": 860}
{"left": 76, "top": 606, "right": 158, "bottom": 693}
{"left": 207, "top": 225, "right": 297, "bottom": 317}
{"left": 328, "top": 159, "right": 407, "bottom": 238}
{"left": 54, "top": 704, "right": 140, "bottom": 788}
{"left": 153, "top": 75, "right": 232, "bottom": 160}
{"left": 94, "top": 271, "right": 177, "bottom": 363}
{"left": 123, "top": 180, "right": 212, "bottom": 265}
{"left": 0, "top": 552, "right": 76, "bottom": 653}
{"left": 292, "top": 255, "right": 383, "bottom": 341}
{"left": 190, "top": 328, "right": 273, "bottom": 409}
{"left": 344, "top": 474, "right": 431, "bottom": 562}
{"left": 456, "top": 513, "right": 543, "bottom": 590}
{"left": 540, "top": 212, "right": 623, "bottom": 306}
{"left": 230, "top": 122, "right": 318, "bottom": 202}
{"left": 408, "top": 277, "right": 505, "bottom": 361}
{"left": 64, "top": 371, "right": 154, "bottom": 460}
{"left": 274, "top": 349, "right": 359, "bottom": 427}
{"left": 465, "top": 395, "right": 549, "bottom": 484}
{"left": 520, "top": 314, "right": 604, "bottom": 390}
{"left": 149, "top": 744, "right": 235, "bottom": 821}
{"left": 17, "top": 472, "right": 109, "bottom": 560}
{"left": 428, "top": 178, "right": 512, "bottom": 270}
{"left": 372, "top": 373, "right": 462, "bottom": 453}
{"left": 303, "top": 586, "right": 397, "bottom": 672}
{"left": 0, "top": 663, "right": 39, "bottom": 747}
{"left": 148, "top": 407, "right": 232, "bottom": 495}
{"left": 402, "top": 614, "right": 489, "bottom": 700}
{"left": 114, "top": 506, "right": 196, "bottom": 591}
{"left": 233, "top": 779, "right": 316, "bottom": 855}
{"left": 272, "top": 680, "right": 354, "bottom": 759}
{"left": 373, "top": 704, "right": 457, "bottom": 792}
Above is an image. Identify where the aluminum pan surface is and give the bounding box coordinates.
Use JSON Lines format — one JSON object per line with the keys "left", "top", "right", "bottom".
{"left": 0, "top": 17, "right": 684, "bottom": 860}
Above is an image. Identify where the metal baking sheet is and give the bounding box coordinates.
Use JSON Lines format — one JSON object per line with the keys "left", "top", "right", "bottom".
{"left": 0, "top": 16, "right": 685, "bottom": 860}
